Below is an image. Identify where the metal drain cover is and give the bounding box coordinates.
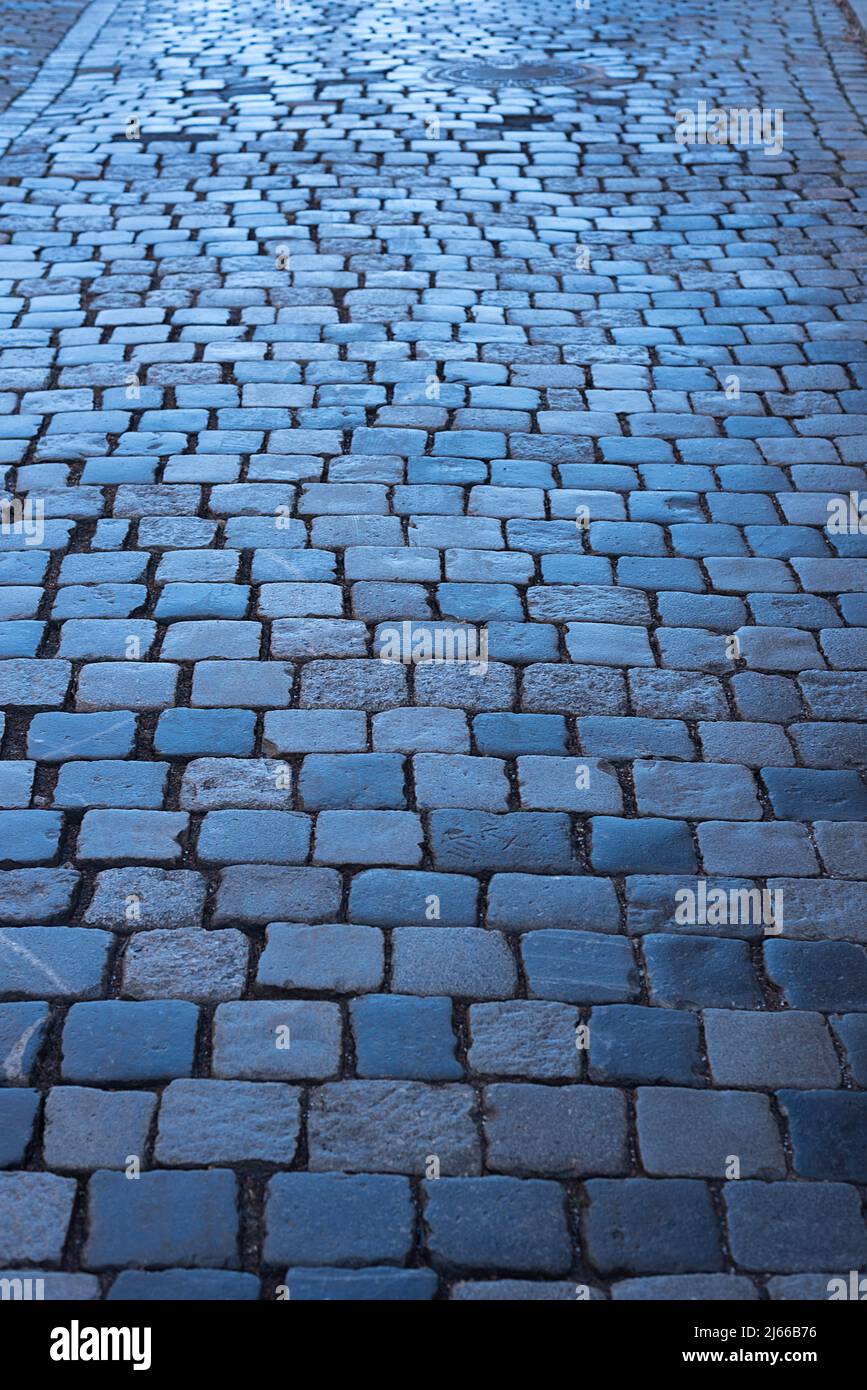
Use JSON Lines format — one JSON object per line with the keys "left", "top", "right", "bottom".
{"left": 428, "top": 59, "right": 602, "bottom": 87}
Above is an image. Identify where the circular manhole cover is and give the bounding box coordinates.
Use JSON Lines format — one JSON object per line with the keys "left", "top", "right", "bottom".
{"left": 428, "top": 59, "right": 603, "bottom": 87}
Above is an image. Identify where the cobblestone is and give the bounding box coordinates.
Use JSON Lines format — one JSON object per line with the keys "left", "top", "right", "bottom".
{"left": 1, "top": 0, "right": 866, "bottom": 1300}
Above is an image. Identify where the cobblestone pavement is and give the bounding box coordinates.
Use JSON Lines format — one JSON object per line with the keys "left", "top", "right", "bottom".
{"left": 0, "top": 0, "right": 93, "bottom": 113}
{"left": 0, "top": 0, "right": 866, "bottom": 1303}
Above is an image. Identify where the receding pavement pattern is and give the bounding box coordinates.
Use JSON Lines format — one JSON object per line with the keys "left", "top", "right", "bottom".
{"left": 0, "top": 0, "right": 866, "bottom": 1303}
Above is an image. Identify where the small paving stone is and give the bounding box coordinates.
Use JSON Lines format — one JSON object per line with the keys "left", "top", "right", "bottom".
{"left": 777, "top": 1091, "right": 867, "bottom": 1182}
{"left": 451, "top": 1281, "right": 586, "bottom": 1301}
{"left": 83, "top": 868, "right": 206, "bottom": 931}
{"left": 391, "top": 928, "right": 517, "bottom": 999}
{"left": 612, "top": 1275, "right": 757, "bottom": 1301}
{"left": 0, "top": 1172, "right": 77, "bottom": 1266}
{"left": 484, "top": 1083, "right": 628, "bottom": 1177}
{"left": 764, "top": 939, "right": 867, "bottom": 1012}
{"left": 308, "top": 1081, "right": 480, "bottom": 1175}
{"left": 0, "top": 927, "right": 110, "bottom": 1000}
{"left": 61, "top": 1001, "right": 198, "bottom": 1084}
{"left": 43, "top": 1088, "right": 156, "bottom": 1172}
{"left": 84, "top": 1170, "right": 239, "bottom": 1270}
{"left": 264, "top": 1173, "right": 413, "bottom": 1267}
{"left": 351, "top": 995, "right": 462, "bottom": 1080}
{"left": 257, "top": 923, "right": 384, "bottom": 994}
{"left": 213, "top": 866, "right": 341, "bottom": 925}
{"left": 0, "top": 1089, "right": 39, "bottom": 1168}
{"left": 636, "top": 1089, "right": 785, "bottom": 1179}
{"left": 155, "top": 1080, "right": 300, "bottom": 1166}
{"left": 522, "top": 931, "right": 639, "bottom": 1005}
{"left": 106, "top": 1270, "right": 259, "bottom": 1301}
{"left": 280, "top": 1267, "right": 437, "bottom": 1300}
{"left": 725, "top": 1182, "right": 867, "bottom": 1273}
{"left": 121, "top": 929, "right": 248, "bottom": 1002}
{"left": 467, "top": 1002, "right": 582, "bottom": 1080}
{"left": 644, "top": 934, "right": 763, "bottom": 1010}
{"left": 589, "top": 1005, "right": 704, "bottom": 1086}
{"left": 582, "top": 1179, "right": 724, "bottom": 1275}
{"left": 423, "top": 1177, "right": 571, "bottom": 1274}
{"left": 212, "top": 1001, "right": 342, "bottom": 1081}
{"left": 704, "top": 1010, "right": 841, "bottom": 1089}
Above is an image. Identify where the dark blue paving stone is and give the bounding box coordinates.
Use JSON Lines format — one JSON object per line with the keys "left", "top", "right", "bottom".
{"left": 473, "top": 712, "right": 568, "bottom": 756}
{"left": 44, "top": 1087, "right": 157, "bottom": 1171}
{"left": 764, "top": 940, "right": 867, "bottom": 1012}
{"left": 635, "top": 1088, "right": 785, "bottom": 1179}
{"left": 484, "top": 1083, "right": 628, "bottom": 1177}
{"left": 813, "top": 821, "right": 867, "bottom": 878}
{"left": 625, "top": 875, "right": 766, "bottom": 940}
{"left": 451, "top": 1280, "right": 588, "bottom": 1301}
{"left": 588, "top": 1005, "right": 704, "bottom": 1086}
{"left": 831, "top": 1014, "right": 867, "bottom": 1085}
{"left": 280, "top": 1267, "right": 437, "bottom": 1300}
{"left": 107, "top": 1270, "right": 260, "bottom": 1301}
{"left": 257, "top": 923, "right": 384, "bottom": 994}
{"left": 486, "top": 874, "right": 620, "bottom": 932}
{"left": 264, "top": 1173, "right": 414, "bottom": 1266}
{"left": 760, "top": 768, "right": 867, "bottom": 821}
{"left": 0, "top": 1003, "right": 50, "bottom": 1084}
{"left": 730, "top": 672, "right": 803, "bottom": 723}
{"left": 644, "top": 933, "right": 763, "bottom": 1010}
{"left": 423, "top": 1176, "right": 571, "bottom": 1274}
{"left": 61, "top": 1001, "right": 198, "bottom": 1083}
{"left": 0, "top": 927, "right": 111, "bottom": 999}
{"left": 349, "top": 869, "right": 479, "bottom": 927}
{"left": 0, "top": 1089, "right": 39, "bottom": 1167}
{"left": 350, "top": 995, "right": 462, "bottom": 1080}
{"left": 522, "top": 931, "right": 639, "bottom": 1004}
{"left": 299, "top": 753, "right": 406, "bottom": 809}
{"left": 704, "top": 1009, "right": 840, "bottom": 1089}
{"left": 582, "top": 1179, "right": 724, "bottom": 1275}
{"left": 432, "top": 808, "right": 576, "bottom": 874}
{"left": 84, "top": 1170, "right": 239, "bottom": 1270}
{"left": 213, "top": 866, "right": 341, "bottom": 925}
{"left": 590, "top": 817, "right": 696, "bottom": 875}
{"left": 0, "top": 1172, "right": 78, "bottom": 1266}
{"left": 778, "top": 1092, "right": 867, "bottom": 1182}
{"left": 725, "top": 1182, "right": 867, "bottom": 1273}
{"left": 612, "top": 1275, "right": 757, "bottom": 1301}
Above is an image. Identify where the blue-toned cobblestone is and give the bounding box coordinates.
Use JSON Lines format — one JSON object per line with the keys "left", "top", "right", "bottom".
{"left": 2, "top": 0, "right": 866, "bottom": 1303}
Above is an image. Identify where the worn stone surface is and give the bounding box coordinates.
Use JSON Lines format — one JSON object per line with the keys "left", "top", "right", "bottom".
{"left": 1, "top": 0, "right": 866, "bottom": 1300}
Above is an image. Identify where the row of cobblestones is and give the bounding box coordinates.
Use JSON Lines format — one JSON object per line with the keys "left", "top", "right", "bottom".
{"left": 0, "top": 0, "right": 866, "bottom": 1300}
